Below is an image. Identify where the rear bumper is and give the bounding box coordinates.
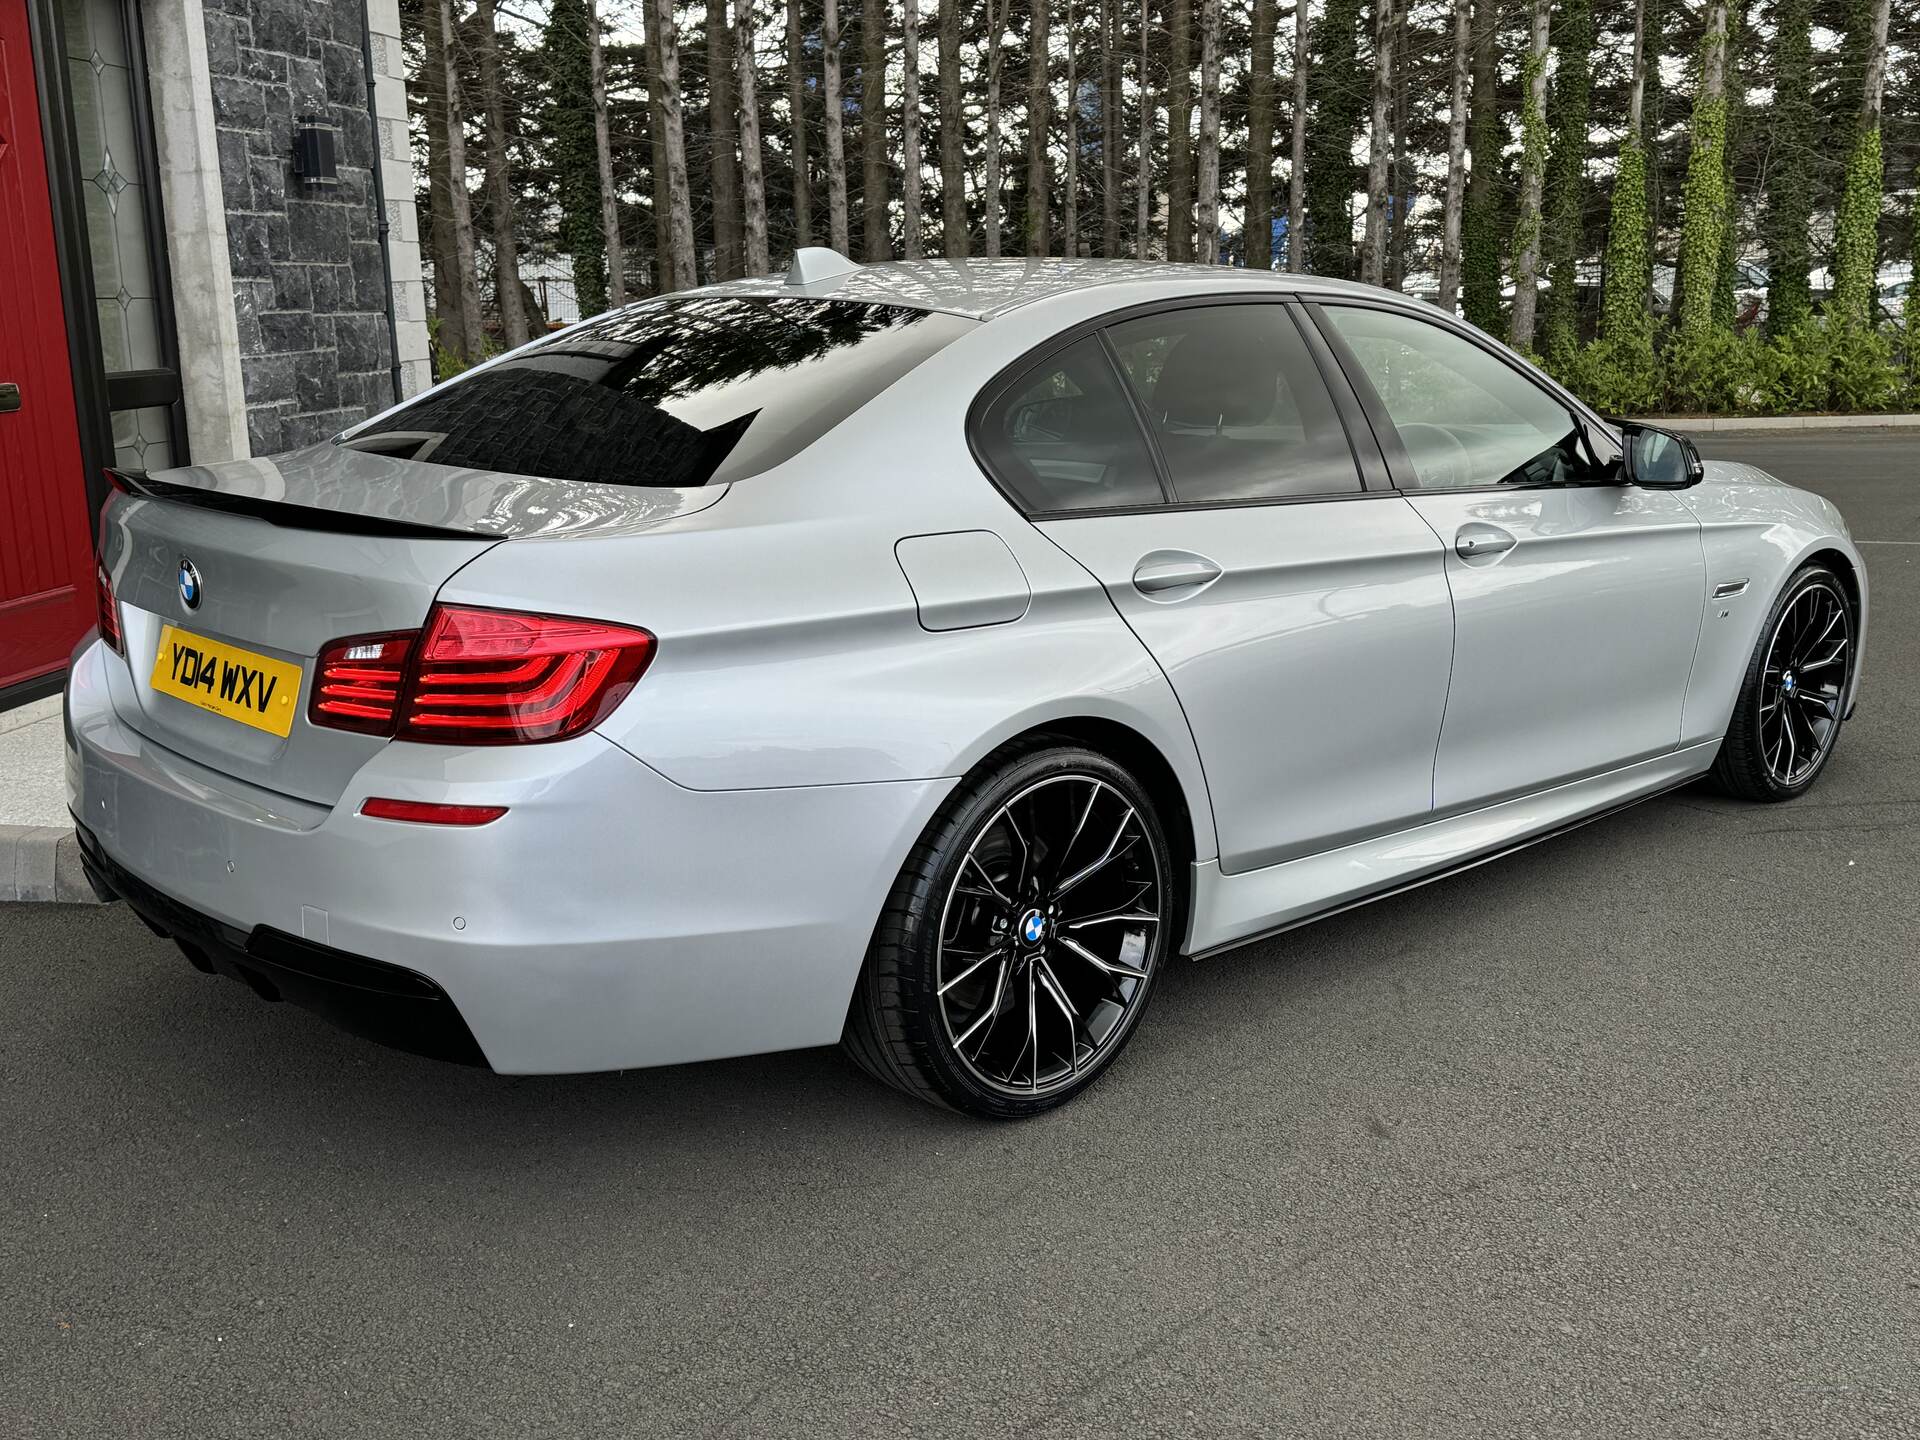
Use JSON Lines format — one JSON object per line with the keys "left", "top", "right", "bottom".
{"left": 66, "top": 639, "right": 954, "bottom": 1073}
{"left": 77, "top": 826, "right": 487, "bottom": 1065}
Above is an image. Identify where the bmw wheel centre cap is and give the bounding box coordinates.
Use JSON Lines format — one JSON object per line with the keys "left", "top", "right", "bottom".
{"left": 178, "top": 557, "right": 201, "bottom": 611}
{"left": 1019, "top": 909, "right": 1048, "bottom": 946}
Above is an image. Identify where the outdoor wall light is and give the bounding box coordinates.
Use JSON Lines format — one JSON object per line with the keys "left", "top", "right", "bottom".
{"left": 293, "top": 115, "right": 341, "bottom": 187}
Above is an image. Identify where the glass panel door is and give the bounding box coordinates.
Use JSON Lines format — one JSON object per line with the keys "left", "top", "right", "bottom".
{"left": 60, "top": 0, "right": 183, "bottom": 469}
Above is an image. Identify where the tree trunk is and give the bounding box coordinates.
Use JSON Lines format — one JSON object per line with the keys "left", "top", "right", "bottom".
{"left": 862, "top": 0, "right": 889, "bottom": 259}
{"left": 1540, "top": 0, "right": 1593, "bottom": 367}
{"left": 824, "top": 0, "right": 850, "bottom": 252}
{"left": 1304, "top": 0, "right": 1362, "bottom": 279}
{"left": 1388, "top": 0, "right": 1409, "bottom": 288}
{"left": 1063, "top": 0, "right": 1077, "bottom": 257}
{"left": 1761, "top": 0, "right": 1812, "bottom": 333}
{"left": 708, "top": 0, "right": 743, "bottom": 279}
{"left": 1505, "top": 0, "right": 1549, "bottom": 349}
{"left": 439, "top": 0, "right": 485, "bottom": 347}
{"left": 474, "top": 0, "right": 529, "bottom": 345}
{"left": 985, "top": 0, "right": 1005, "bottom": 256}
{"left": 1245, "top": 0, "right": 1274, "bottom": 270}
{"left": 1360, "top": 0, "right": 1393, "bottom": 286}
{"left": 1101, "top": 0, "right": 1119, "bottom": 256}
{"left": 423, "top": 0, "right": 469, "bottom": 366}
{"left": 1196, "top": 0, "right": 1219, "bottom": 262}
{"left": 1829, "top": 0, "right": 1890, "bottom": 324}
{"left": 1135, "top": 0, "right": 1150, "bottom": 254}
{"left": 1026, "top": 0, "right": 1049, "bottom": 255}
{"left": 655, "top": 0, "right": 699, "bottom": 289}
{"left": 646, "top": 0, "right": 673, "bottom": 290}
{"left": 1167, "top": 0, "right": 1192, "bottom": 260}
{"left": 787, "top": 0, "right": 810, "bottom": 248}
{"left": 1673, "top": 0, "right": 1726, "bottom": 336}
{"left": 586, "top": 0, "right": 625, "bottom": 308}
{"left": 939, "top": 0, "right": 966, "bottom": 255}
{"left": 736, "top": 0, "right": 770, "bottom": 273}
{"left": 1287, "top": 0, "right": 1308, "bottom": 271}
{"left": 901, "top": 0, "right": 923, "bottom": 257}
{"left": 1597, "top": 0, "right": 1651, "bottom": 344}
{"left": 1460, "top": 0, "right": 1501, "bottom": 331}
{"left": 1434, "top": 0, "right": 1469, "bottom": 310}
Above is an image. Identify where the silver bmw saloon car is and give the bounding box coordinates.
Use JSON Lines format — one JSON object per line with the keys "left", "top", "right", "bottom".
{"left": 71, "top": 253, "right": 1867, "bottom": 1117}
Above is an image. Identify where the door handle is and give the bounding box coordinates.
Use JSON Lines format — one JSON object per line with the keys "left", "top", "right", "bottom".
{"left": 1132, "top": 554, "right": 1222, "bottom": 596}
{"left": 1455, "top": 524, "right": 1516, "bottom": 559}
{"left": 0, "top": 383, "right": 20, "bottom": 414}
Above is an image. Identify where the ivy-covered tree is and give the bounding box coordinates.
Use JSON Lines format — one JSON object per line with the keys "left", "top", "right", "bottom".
{"left": 544, "top": 0, "right": 608, "bottom": 316}
{"left": 1506, "top": 0, "right": 1550, "bottom": 350}
{"left": 1539, "top": 0, "right": 1592, "bottom": 373}
{"left": 1460, "top": 0, "right": 1503, "bottom": 333}
{"left": 1711, "top": 2, "right": 1744, "bottom": 331}
{"left": 1763, "top": 0, "right": 1816, "bottom": 334}
{"left": 1830, "top": 0, "right": 1892, "bottom": 325}
{"left": 1673, "top": 0, "right": 1728, "bottom": 339}
{"left": 1304, "top": 0, "right": 1364, "bottom": 279}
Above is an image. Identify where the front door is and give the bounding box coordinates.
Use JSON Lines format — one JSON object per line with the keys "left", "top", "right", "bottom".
{"left": 978, "top": 301, "right": 1455, "bottom": 874}
{"left": 1313, "top": 302, "right": 1705, "bottom": 812}
{"left": 0, "top": 0, "right": 95, "bottom": 690}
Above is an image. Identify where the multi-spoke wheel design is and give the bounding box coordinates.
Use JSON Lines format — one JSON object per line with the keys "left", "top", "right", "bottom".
{"left": 1757, "top": 579, "right": 1851, "bottom": 786}
{"left": 1713, "top": 565, "right": 1855, "bottom": 803}
{"left": 843, "top": 742, "right": 1175, "bottom": 1117}
{"left": 935, "top": 775, "right": 1164, "bottom": 1098}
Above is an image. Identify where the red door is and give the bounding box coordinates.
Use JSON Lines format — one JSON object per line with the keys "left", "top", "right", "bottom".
{"left": 0, "top": 0, "right": 95, "bottom": 692}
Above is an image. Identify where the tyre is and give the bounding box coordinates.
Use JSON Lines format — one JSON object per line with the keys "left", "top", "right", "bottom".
{"left": 844, "top": 739, "right": 1176, "bottom": 1118}
{"left": 1710, "top": 564, "right": 1855, "bottom": 802}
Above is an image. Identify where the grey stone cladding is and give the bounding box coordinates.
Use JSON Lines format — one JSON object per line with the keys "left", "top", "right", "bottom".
{"left": 201, "top": 0, "right": 394, "bottom": 455}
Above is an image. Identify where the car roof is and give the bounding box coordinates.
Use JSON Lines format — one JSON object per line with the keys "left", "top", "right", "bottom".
{"left": 696, "top": 256, "right": 1404, "bottom": 321}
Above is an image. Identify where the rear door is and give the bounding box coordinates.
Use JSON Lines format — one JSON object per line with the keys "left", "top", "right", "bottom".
{"left": 1311, "top": 302, "right": 1704, "bottom": 811}
{"left": 978, "top": 301, "right": 1454, "bottom": 874}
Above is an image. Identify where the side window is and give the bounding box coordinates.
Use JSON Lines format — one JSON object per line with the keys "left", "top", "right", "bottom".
{"left": 975, "top": 336, "right": 1165, "bottom": 513}
{"left": 1105, "top": 305, "right": 1362, "bottom": 503}
{"left": 1320, "top": 305, "right": 1595, "bottom": 491}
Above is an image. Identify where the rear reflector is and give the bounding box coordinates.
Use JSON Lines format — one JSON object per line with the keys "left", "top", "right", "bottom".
{"left": 360, "top": 798, "right": 508, "bottom": 826}
{"left": 398, "top": 606, "right": 655, "bottom": 745}
{"left": 95, "top": 561, "right": 123, "bottom": 655}
{"left": 311, "top": 631, "right": 416, "bottom": 735}
{"left": 308, "top": 605, "right": 655, "bottom": 745}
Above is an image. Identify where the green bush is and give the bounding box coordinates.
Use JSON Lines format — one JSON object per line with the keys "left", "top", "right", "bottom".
{"left": 1827, "top": 322, "right": 1902, "bottom": 412}
{"left": 1751, "top": 323, "right": 1831, "bottom": 413}
{"left": 1660, "top": 327, "right": 1755, "bottom": 414}
{"left": 1567, "top": 332, "right": 1663, "bottom": 414}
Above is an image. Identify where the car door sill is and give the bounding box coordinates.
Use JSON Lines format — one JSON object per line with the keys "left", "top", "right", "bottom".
{"left": 1184, "top": 741, "right": 1721, "bottom": 960}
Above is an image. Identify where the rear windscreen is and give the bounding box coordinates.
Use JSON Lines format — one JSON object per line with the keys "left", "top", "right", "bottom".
{"left": 341, "top": 296, "right": 975, "bottom": 488}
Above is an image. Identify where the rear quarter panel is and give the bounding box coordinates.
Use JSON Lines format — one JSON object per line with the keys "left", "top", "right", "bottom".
{"left": 433, "top": 307, "right": 1223, "bottom": 860}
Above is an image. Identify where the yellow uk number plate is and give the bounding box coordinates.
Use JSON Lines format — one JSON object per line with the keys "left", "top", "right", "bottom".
{"left": 150, "top": 625, "right": 302, "bottom": 738}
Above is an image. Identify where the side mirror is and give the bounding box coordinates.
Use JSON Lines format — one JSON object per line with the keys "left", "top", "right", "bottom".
{"left": 1615, "top": 421, "right": 1705, "bottom": 490}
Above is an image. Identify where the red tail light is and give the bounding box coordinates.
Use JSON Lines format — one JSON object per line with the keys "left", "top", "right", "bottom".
{"left": 95, "top": 561, "right": 123, "bottom": 655}
{"left": 308, "top": 606, "right": 655, "bottom": 745}
{"left": 401, "top": 607, "right": 656, "bottom": 743}
{"left": 311, "top": 631, "right": 415, "bottom": 735}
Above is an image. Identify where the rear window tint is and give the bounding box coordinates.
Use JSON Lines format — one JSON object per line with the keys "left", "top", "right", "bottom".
{"left": 341, "top": 296, "right": 974, "bottom": 488}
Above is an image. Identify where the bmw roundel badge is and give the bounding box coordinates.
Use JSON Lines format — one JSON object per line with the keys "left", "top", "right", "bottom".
{"left": 1020, "top": 909, "right": 1048, "bottom": 946}
{"left": 178, "top": 556, "right": 202, "bottom": 611}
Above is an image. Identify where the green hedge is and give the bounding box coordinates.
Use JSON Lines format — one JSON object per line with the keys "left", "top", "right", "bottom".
{"left": 1552, "top": 317, "right": 1918, "bottom": 419}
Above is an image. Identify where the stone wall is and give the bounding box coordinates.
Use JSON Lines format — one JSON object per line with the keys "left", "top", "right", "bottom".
{"left": 199, "top": 0, "right": 399, "bottom": 454}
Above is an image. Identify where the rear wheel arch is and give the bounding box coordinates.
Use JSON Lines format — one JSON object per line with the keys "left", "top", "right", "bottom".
{"left": 983, "top": 717, "right": 1201, "bottom": 891}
